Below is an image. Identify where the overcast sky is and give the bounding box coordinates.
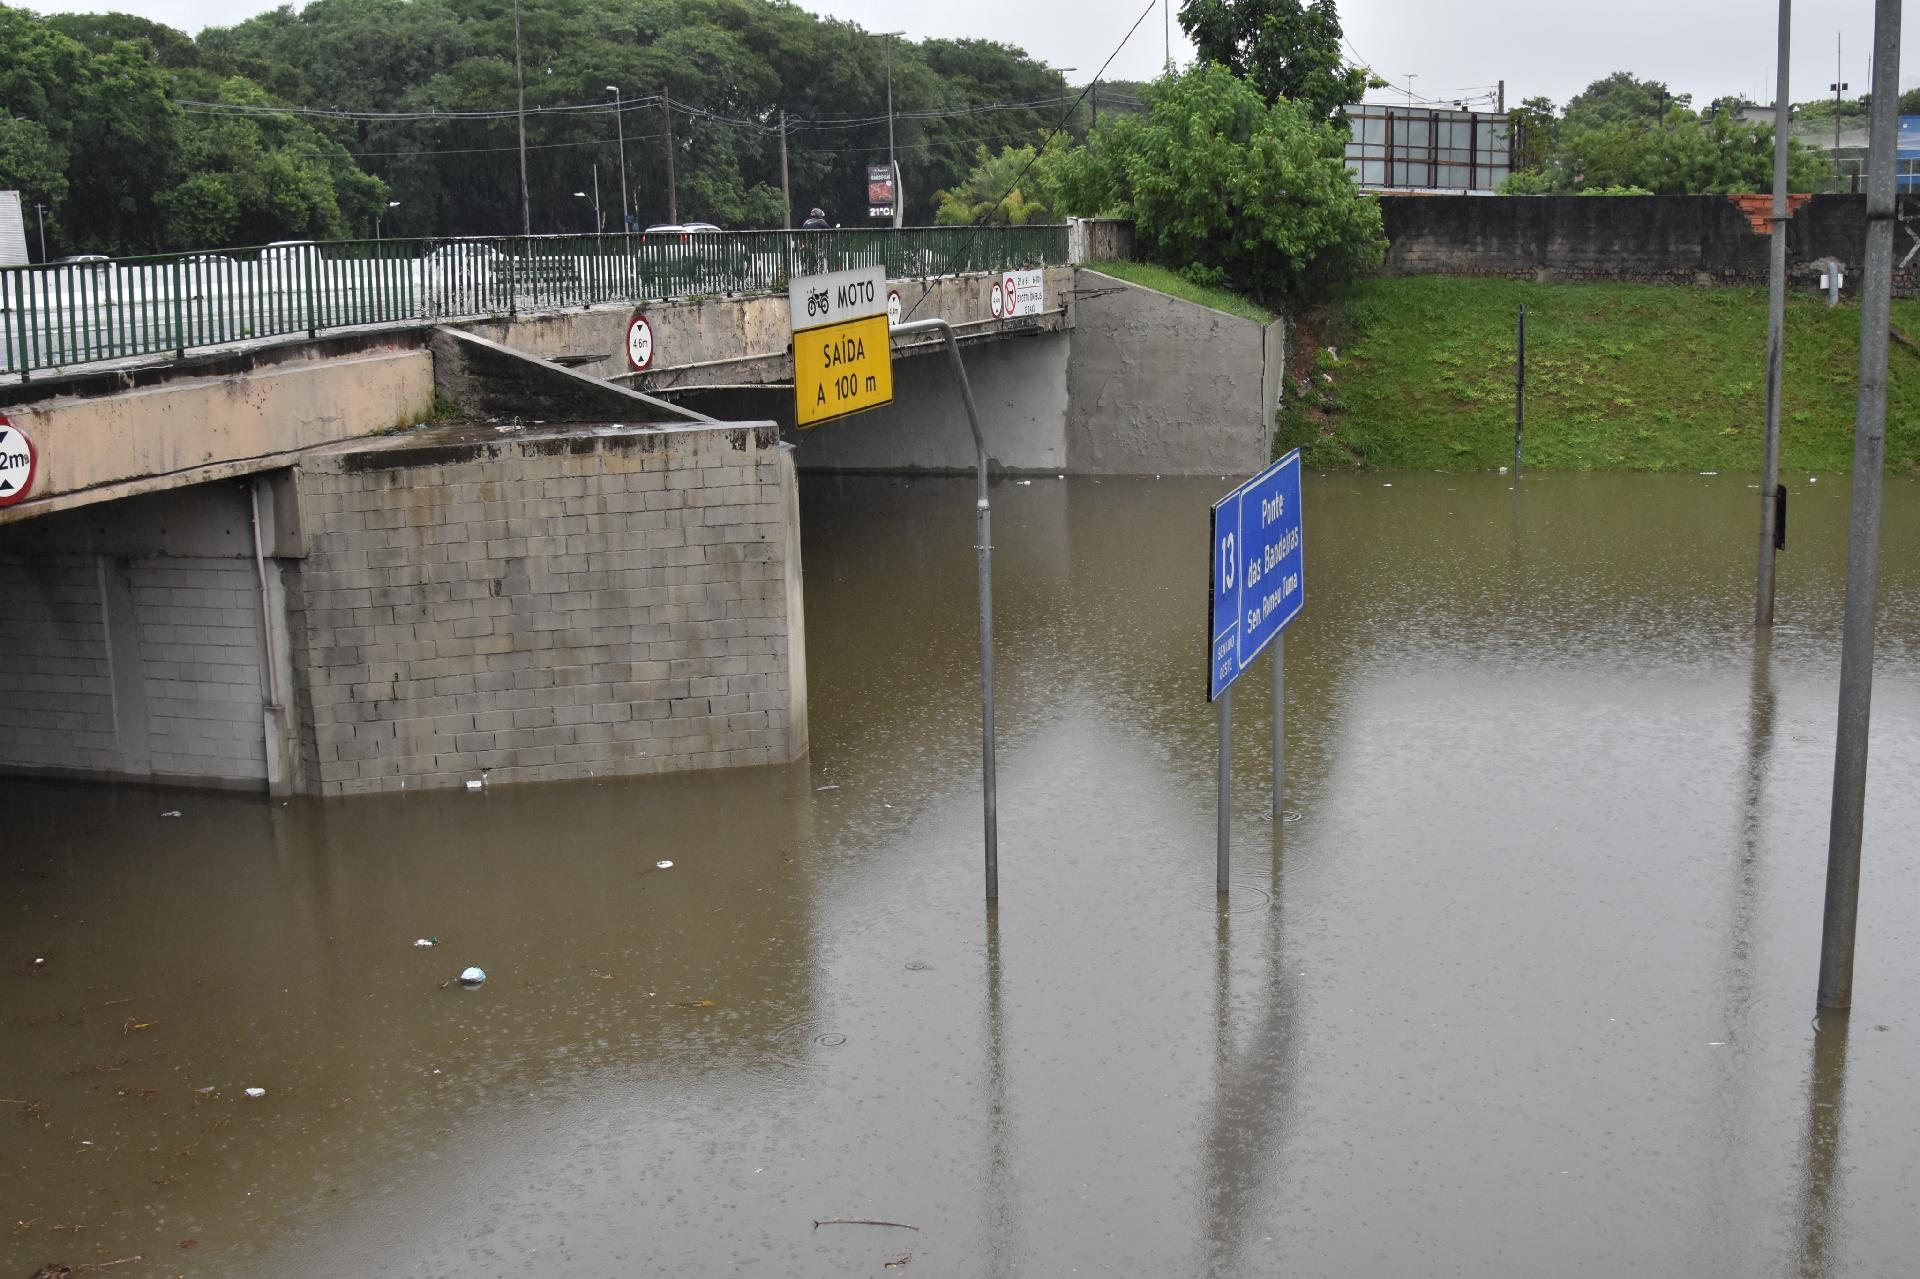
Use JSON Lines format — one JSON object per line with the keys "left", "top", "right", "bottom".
{"left": 25, "top": 0, "right": 1920, "bottom": 112}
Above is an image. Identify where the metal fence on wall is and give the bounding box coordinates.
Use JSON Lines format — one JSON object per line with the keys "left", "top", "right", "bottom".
{"left": 0, "top": 225, "right": 1070, "bottom": 380}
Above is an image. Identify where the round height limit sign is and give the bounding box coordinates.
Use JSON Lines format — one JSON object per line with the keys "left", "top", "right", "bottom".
{"left": 0, "top": 414, "right": 35, "bottom": 508}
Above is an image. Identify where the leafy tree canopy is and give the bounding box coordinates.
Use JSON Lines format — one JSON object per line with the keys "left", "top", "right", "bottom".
{"left": 1053, "top": 65, "right": 1382, "bottom": 301}
{"left": 1177, "top": 0, "right": 1367, "bottom": 121}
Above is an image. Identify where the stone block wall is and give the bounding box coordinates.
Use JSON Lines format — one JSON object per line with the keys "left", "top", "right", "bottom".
{"left": 0, "top": 479, "right": 276, "bottom": 788}
{"left": 0, "top": 557, "right": 117, "bottom": 774}
{"left": 129, "top": 559, "right": 268, "bottom": 782}
{"left": 288, "top": 422, "right": 806, "bottom": 795}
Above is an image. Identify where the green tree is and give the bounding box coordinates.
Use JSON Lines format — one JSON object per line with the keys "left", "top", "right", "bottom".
{"left": 1177, "top": 0, "right": 1367, "bottom": 120}
{"left": 1563, "top": 71, "right": 1689, "bottom": 129}
{"left": 1054, "top": 65, "right": 1382, "bottom": 300}
{"left": 932, "top": 143, "right": 1061, "bottom": 225}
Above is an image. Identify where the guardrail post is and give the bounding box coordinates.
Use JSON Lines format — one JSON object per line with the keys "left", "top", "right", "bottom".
{"left": 303, "top": 246, "right": 318, "bottom": 339}
{"left": 11, "top": 269, "right": 30, "bottom": 381}
{"left": 171, "top": 257, "right": 187, "bottom": 358}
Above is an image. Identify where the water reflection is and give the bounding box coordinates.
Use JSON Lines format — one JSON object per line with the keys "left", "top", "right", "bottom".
{"left": 1794, "top": 1013, "right": 1851, "bottom": 1279}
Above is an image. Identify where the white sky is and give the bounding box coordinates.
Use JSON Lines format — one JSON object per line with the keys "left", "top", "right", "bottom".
{"left": 24, "top": 0, "right": 1919, "bottom": 112}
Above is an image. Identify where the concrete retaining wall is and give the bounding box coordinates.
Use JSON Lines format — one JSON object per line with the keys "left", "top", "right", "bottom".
{"left": 1379, "top": 193, "right": 1889, "bottom": 289}
{"left": 1064, "top": 269, "right": 1282, "bottom": 475}
{"left": 286, "top": 421, "right": 807, "bottom": 795}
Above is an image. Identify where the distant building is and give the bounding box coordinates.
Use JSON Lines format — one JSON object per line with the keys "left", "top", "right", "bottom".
{"left": 1345, "top": 103, "right": 1515, "bottom": 194}
{"left": 0, "top": 191, "right": 26, "bottom": 267}
{"left": 1899, "top": 116, "right": 1920, "bottom": 190}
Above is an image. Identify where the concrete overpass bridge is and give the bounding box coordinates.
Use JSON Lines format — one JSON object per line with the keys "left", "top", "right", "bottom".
{"left": 0, "top": 228, "right": 1284, "bottom": 798}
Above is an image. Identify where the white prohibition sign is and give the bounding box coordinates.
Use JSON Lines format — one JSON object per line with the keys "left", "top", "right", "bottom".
{"left": 887, "top": 289, "right": 902, "bottom": 327}
{"left": 0, "top": 415, "right": 34, "bottom": 508}
{"left": 990, "top": 280, "right": 1005, "bottom": 318}
{"left": 626, "top": 314, "right": 654, "bottom": 371}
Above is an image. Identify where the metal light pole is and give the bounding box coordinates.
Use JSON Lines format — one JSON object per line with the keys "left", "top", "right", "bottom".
{"left": 32, "top": 203, "right": 46, "bottom": 261}
{"left": 607, "top": 86, "right": 629, "bottom": 233}
{"left": 375, "top": 199, "right": 399, "bottom": 240}
{"left": 1832, "top": 34, "right": 1848, "bottom": 155}
{"left": 1818, "top": 0, "right": 1899, "bottom": 1013}
{"left": 1053, "top": 66, "right": 1078, "bottom": 129}
{"left": 513, "top": 0, "right": 529, "bottom": 237}
{"left": 1755, "top": 0, "right": 1791, "bottom": 627}
{"left": 883, "top": 32, "right": 904, "bottom": 228}
{"left": 660, "top": 86, "right": 677, "bottom": 225}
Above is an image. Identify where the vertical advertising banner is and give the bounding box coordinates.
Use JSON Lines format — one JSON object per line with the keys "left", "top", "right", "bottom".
{"left": 867, "top": 164, "right": 896, "bottom": 220}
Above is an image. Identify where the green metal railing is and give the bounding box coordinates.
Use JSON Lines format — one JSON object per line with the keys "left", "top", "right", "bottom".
{"left": 0, "top": 225, "right": 1071, "bottom": 380}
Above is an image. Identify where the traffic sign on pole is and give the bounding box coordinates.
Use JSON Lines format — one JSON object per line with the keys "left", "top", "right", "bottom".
{"left": 0, "top": 415, "right": 35, "bottom": 508}
{"left": 1208, "top": 450, "right": 1305, "bottom": 701}
{"left": 790, "top": 265, "right": 894, "bottom": 429}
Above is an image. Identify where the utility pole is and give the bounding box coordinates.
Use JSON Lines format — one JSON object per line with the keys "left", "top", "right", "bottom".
{"left": 778, "top": 109, "right": 791, "bottom": 229}
{"left": 607, "top": 86, "right": 629, "bottom": 233}
{"left": 592, "top": 163, "right": 601, "bottom": 232}
{"left": 1498, "top": 79, "right": 1505, "bottom": 113}
{"left": 1832, "top": 33, "right": 1849, "bottom": 155}
{"left": 512, "top": 0, "right": 529, "bottom": 236}
{"left": 1755, "top": 0, "right": 1791, "bottom": 628}
{"left": 1164, "top": 0, "right": 1171, "bottom": 71}
{"left": 884, "top": 32, "right": 903, "bottom": 228}
{"left": 1818, "top": 0, "right": 1899, "bottom": 1013}
{"left": 1091, "top": 81, "right": 1099, "bottom": 128}
{"left": 661, "top": 86, "right": 678, "bottom": 224}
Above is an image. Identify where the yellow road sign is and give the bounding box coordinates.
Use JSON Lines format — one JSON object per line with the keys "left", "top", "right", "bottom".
{"left": 794, "top": 312, "right": 893, "bottom": 429}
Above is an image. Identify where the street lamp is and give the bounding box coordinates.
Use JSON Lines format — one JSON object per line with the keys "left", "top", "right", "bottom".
{"left": 375, "top": 199, "right": 399, "bottom": 240}
{"left": 607, "top": 85, "right": 630, "bottom": 233}
{"left": 1052, "top": 66, "right": 1078, "bottom": 129}
{"left": 574, "top": 179, "right": 601, "bottom": 234}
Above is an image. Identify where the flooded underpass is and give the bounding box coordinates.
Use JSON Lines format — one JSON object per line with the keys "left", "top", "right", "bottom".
{"left": 5, "top": 470, "right": 1919, "bottom": 1277}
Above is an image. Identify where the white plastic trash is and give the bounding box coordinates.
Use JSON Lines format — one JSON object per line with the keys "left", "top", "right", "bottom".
{"left": 458, "top": 967, "right": 487, "bottom": 987}
{"left": 656, "top": 860, "right": 674, "bottom": 870}
{"left": 243, "top": 1087, "right": 266, "bottom": 1099}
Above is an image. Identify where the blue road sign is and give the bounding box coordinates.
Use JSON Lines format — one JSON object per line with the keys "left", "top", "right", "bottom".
{"left": 1208, "top": 450, "right": 1305, "bottom": 701}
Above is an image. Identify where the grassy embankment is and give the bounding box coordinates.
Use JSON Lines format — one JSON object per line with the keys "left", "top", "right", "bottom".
{"left": 1277, "top": 276, "right": 1920, "bottom": 472}
{"left": 1086, "top": 259, "right": 1276, "bottom": 325}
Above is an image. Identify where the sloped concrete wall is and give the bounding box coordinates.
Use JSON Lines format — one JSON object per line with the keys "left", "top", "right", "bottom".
{"left": 1064, "top": 269, "right": 1279, "bottom": 475}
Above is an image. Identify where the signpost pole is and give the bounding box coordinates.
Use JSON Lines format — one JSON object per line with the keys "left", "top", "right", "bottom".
{"left": 1217, "top": 689, "right": 1232, "bottom": 894}
{"left": 1271, "top": 635, "right": 1285, "bottom": 819}
{"left": 1514, "top": 306, "right": 1526, "bottom": 477}
{"left": 889, "top": 317, "right": 998, "bottom": 896}
{"left": 1208, "top": 450, "right": 1305, "bottom": 894}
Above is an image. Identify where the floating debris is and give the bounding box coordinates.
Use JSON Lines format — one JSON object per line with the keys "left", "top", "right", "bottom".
{"left": 160, "top": 811, "right": 181, "bottom": 819}
{"left": 655, "top": 860, "right": 674, "bottom": 870}
{"left": 413, "top": 937, "right": 438, "bottom": 948}
{"left": 242, "top": 1087, "right": 266, "bottom": 1099}
{"left": 457, "top": 967, "right": 487, "bottom": 988}
{"left": 884, "top": 1252, "right": 913, "bottom": 1269}
{"left": 1699, "top": 471, "right": 1718, "bottom": 477}
{"left": 814, "top": 784, "right": 840, "bottom": 793}
{"left": 465, "top": 779, "right": 484, "bottom": 791}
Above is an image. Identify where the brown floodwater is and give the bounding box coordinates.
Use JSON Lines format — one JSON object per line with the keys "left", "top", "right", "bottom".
{"left": 4, "top": 471, "right": 1919, "bottom": 1277}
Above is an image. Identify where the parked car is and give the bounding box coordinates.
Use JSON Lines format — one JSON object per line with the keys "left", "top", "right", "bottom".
{"left": 641, "top": 223, "right": 723, "bottom": 240}
{"left": 52, "top": 254, "right": 111, "bottom": 269}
